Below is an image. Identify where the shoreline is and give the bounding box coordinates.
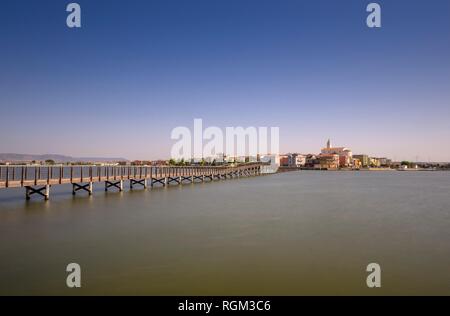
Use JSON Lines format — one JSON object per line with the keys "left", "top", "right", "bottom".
{"left": 277, "top": 167, "right": 448, "bottom": 173}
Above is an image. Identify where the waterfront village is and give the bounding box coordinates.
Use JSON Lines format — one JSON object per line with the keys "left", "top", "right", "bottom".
{"left": 280, "top": 139, "right": 397, "bottom": 171}
{"left": 278, "top": 139, "right": 447, "bottom": 171}
{"left": 1, "top": 139, "right": 448, "bottom": 171}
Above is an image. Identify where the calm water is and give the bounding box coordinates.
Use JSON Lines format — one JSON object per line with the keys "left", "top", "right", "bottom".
{"left": 0, "top": 171, "right": 449, "bottom": 295}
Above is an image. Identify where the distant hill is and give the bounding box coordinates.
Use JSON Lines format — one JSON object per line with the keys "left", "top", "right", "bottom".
{"left": 0, "top": 153, "right": 128, "bottom": 163}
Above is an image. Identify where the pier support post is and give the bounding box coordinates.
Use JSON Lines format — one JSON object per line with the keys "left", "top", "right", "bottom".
{"left": 105, "top": 180, "right": 123, "bottom": 192}
{"left": 180, "top": 176, "right": 193, "bottom": 184}
{"left": 193, "top": 175, "right": 203, "bottom": 182}
{"left": 72, "top": 182, "right": 93, "bottom": 196}
{"left": 167, "top": 176, "right": 181, "bottom": 185}
{"left": 45, "top": 185, "right": 50, "bottom": 200}
{"left": 25, "top": 185, "right": 50, "bottom": 201}
{"left": 151, "top": 177, "right": 166, "bottom": 187}
{"left": 130, "top": 179, "right": 147, "bottom": 190}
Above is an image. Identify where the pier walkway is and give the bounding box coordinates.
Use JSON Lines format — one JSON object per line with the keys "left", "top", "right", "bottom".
{"left": 0, "top": 164, "right": 264, "bottom": 200}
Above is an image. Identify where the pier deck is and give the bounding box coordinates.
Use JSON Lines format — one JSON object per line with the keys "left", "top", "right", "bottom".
{"left": 0, "top": 164, "right": 264, "bottom": 200}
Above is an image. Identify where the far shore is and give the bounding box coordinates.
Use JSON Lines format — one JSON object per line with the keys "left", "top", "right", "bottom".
{"left": 277, "top": 167, "right": 448, "bottom": 173}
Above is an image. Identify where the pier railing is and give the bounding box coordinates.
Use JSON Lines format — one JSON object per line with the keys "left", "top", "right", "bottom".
{"left": 0, "top": 164, "right": 264, "bottom": 189}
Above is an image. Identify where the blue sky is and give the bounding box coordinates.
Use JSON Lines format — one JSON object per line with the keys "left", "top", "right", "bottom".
{"left": 1, "top": 0, "right": 449, "bottom": 161}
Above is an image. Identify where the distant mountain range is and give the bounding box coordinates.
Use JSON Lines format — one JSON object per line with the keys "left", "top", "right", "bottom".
{"left": 0, "top": 153, "right": 128, "bottom": 163}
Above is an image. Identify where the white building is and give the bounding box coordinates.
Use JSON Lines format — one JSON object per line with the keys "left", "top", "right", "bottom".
{"left": 288, "top": 154, "right": 306, "bottom": 167}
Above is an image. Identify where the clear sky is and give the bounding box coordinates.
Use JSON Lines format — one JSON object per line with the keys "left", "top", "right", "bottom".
{"left": 1, "top": 0, "right": 449, "bottom": 161}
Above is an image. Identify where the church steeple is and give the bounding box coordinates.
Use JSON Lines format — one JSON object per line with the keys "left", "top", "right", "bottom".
{"left": 327, "top": 138, "right": 331, "bottom": 149}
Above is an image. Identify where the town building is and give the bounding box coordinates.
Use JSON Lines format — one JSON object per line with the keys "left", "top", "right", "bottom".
{"left": 279, "top": 155, "right": 289, "bottom": 167}
{"left": 295, "top": 154, "right": 307, "bottom": 167}
{"left": 318, "top": 154, "right": 340, "bottom": 170}
{"left": 377, "top": 157, "right": 392, "bottom": 167}
{"left": 287, "top": 153, "right": 306, "bottom": 167}
{"left": 304, "top": 154, "right": 320, "bottom": 169}
{"left": 279, "top": 154, "right": 306, "bottom": 167}
{"left": 353, "top": 154, "right": 370, "bottom": 167}
{"left": 353, "top": 158, "right": 362, "bottom": 169}
{"left": 321, "top": 139, "right": 353, "bottom": 167}
{"left": 370, "top": 157, "right": 381, "bottom": 168}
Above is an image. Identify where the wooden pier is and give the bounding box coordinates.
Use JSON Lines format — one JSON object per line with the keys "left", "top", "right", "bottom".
{"left": 0, "top": 164, "right": 263, "bottom": 200}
